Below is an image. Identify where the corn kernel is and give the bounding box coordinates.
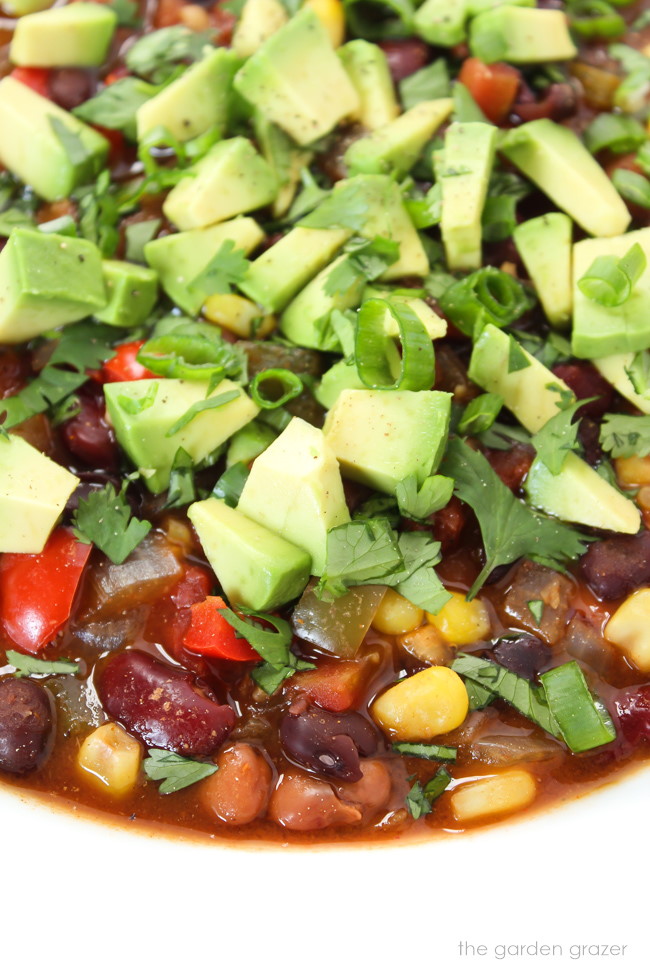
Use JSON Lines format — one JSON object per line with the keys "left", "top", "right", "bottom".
{"left": 202, "top": 293, "right": 276, "bottom": 339}
{"left": 615, "top": 454, "right": 650, "bottom": 488}
{"left": 305, "top": 0, "right": 345, "bottom": 47}
{"left": 179, "top": 3, "right": 211, "bottom": 30}
{"left": 77, "top": 722, "right": 142, "bottom": 797}
{"left": 605, "top": 587, "right": 650, "bottom": 672}
{"left": 450, "top": 770, "right": 537, "bottom": 823}
{"left": 371, "top": 666, "right": 469, "bottom": 740}
{"left": 373, "top": 589, "right": 424, "bottom": 635}
{"left": 426, "top": 591, "right": 491, "bottom": 646}
{"left": 398, "top": 624, "right": 453, "bottom": 666}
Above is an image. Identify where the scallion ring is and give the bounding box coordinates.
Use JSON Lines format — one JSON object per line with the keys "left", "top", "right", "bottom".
{"left": 137, "top": 333, "right": 227, "bottom": 381}
{"left": 568, "top": 0, "right": 626, "bottom": 38}
{"left": 249, "top": 369, "right": 304, "bottom": 409}
{"left": 355, "top": 297, "right": 435, "bottom": 391}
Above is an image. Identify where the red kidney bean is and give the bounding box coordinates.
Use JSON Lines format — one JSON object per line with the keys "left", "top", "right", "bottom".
{"left": 580, "top": 532, "right": 650, "bottom": 601}
{"left": 612, "top": 684, "right": 650, "bottom": 747}
{"left": 511, "top": 83, "right": 578, "bottom": 124}
{"left": 96, "top": 650, "right": 235, "bottom": 756}
{"left": 490, "top": 634, "right": 551, "bottom": 681}
{"left": 268, "top": 772, "right": 362, "bottom": 831}
{"left": 485, "top": 442, "right": 535, "bottom": 493}
{"left": 552, "top": 362, "right": 614, "bottom": 419}
{"left": 60, "top": 389, "right": 120, "bottom": 470}
{"left": 0, "top": 678, "right": 55, "bottom": 774}
{"left": 0, "top": 349, "right": 30, "bottom": 399}
{"left": 280, "top": 704, "right": 380, "bottom": 782}
{"left": 578, "top": 417, "right": 603, "bottom": 467}
{"left": 49, "top": 69, "right": 96, "bottom": 110}
{"left": 379, "top": 39, "right": 429, "bottom": 82}
{"left": 432, "top": 496, "right": 467, "bottom": 553}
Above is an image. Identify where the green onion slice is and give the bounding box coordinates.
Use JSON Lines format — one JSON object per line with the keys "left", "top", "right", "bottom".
{"left": 249, "top": 368, "right": 304, "bottom": 410}
{"left": 577, "top": 242, "right": 646, "bottom": 307}
{"left": 584, "top": 112, "right": 647, "bottom": 154}
{"left": 539, "top": 661, "right": 616, "bottom": 753}
{"left": 343, "top": 0, "right": 415, "bottom": 40}
{"left": 137, "top": 333, "right": 227, "bottom": 381}
{"left": 355, "top": 297, "right": 435, "bottom": 391}
{"left": 568, "top": 0, "right": 626, "bottom": 38}
{"left": 438, "top": 267, "right": 533, "bottom": 337}
{"left": 612, "top": 168, "right": 650, "bottom": 209}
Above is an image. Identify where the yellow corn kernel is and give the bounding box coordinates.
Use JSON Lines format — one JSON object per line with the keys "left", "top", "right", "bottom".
{"left": 371, "top": 666, "right": 469, "bottom": 740}
{"left": 305, "top": 0, "right": 345, "bottom": 47}
{"left": 179, "top": 3, "right": 211, "bottom": 30}
{"left": 605, "top": 587, "right": 650, "bottom": 672}
{"left": 450, "top": 770, "right": 537, "bottom": 823}
{"left": 615, "top": 454, "right": 650, "bottom": 487}
{"left": 202, "top": 293, "right": 276, "bottom": 339}
{"left": 77, "top": 722, "right": 142, "bottom": 797}
{"left": 426, "top": 591, "right": 491, "bottom": 646}
{"left": 373, "top": 589, "right": 424, "bottom": 635}
{"left": 398, "top": 624, "right": 453, "bottom": 666}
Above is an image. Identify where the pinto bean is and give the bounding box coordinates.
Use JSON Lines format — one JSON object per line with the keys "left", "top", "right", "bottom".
{"left": 333, "top": 759, "right": 392, "bottom": 818}
{"left": 580, "top": 532, "right": 650, "bottom": 601}
{"left": 268, "top": 772, "right": 362, "bottom": 831}
{"left": 96, "top": 650, "right": 235, "bottom": 756}
{"left": 280, "top": 704, "right": 380, "bottom": 782}
{"left": 201, "top": 744, "right": 273, "bottom": 825}
{"left": 0, "top": 678, "right": 55, "bottom": 774}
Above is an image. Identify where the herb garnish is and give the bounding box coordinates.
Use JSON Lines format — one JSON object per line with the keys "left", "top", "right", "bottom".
{"left": 143, "top": 749, "right": 217, "bottom": 794}
{"left": 72, "top": 482, "right": 151, "bottom": 564}
{"left": 5, "top": 651, "right": 80, "bottom": 678}
{"left": 600, "top": 412, "right": 650, "bottom": 457}
{"left": 217, "top": 608, "right": 315, "bottom": 694}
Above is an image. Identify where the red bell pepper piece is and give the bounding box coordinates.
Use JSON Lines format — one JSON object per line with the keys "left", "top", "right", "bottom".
{"left": 10, "top": 67, "right": 51, "bottom": 99}
{"left": 0, "top": 527, "right": 92, "bottom": 653}
{"left": 101, "top": 340, "right": 159, "bottom": 384}
{"left": 458, "top": 58, "right": 521, "bottom": 124}
{"left": 183, "top": 596, "right": 260, "bottom": 662}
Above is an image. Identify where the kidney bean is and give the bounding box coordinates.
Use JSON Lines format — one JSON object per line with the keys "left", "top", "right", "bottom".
{"left": 268, "top": 772, "right": 362, "bottom": 831}
{"left": 333, "top": 759, "right": 392, "bottom": 818}
{"left": 280, "top": 704, "right": 380, "bottom": 782}
{"left": 490, "top": 634, "right": 551, "bottom": 681}
{"left": 431, "top": 496, "right": 467, "bottom": 554}
{"left": 201, "top": 743, "right": 273, "bottom": 825}
{"left": 552, "top": 362, "right": 614, "bottom": 419}
{"left": 379, "top": 39, "right": 428, "bottom": 82}
{"left": 60, "top": 390, "right": 120, "bottom": 470}
{"left": 578, "top": 417, "right": 603, "bottom": 468}
{"left": 0, "top": 349, "right": 30, "bottom": 398}
{"left": 0, "top": 678, "right": 55, "bottom": 775}
{"left": 612, "top": 684, "right": 650, "bottom": 747}
{"left": 49, "top": 69, "right": 96, "bottom": 110}
{"left": 96, "top": 650, "right": 235, "bottom": 756}
{"left": 485, "top": 443, "right": 535, "bottom": 493}
{"left": 580, "top": 532, "right": 650, "bottom": 601}
{"left": 511, "top": 83, "right": 578, "bottom": 124}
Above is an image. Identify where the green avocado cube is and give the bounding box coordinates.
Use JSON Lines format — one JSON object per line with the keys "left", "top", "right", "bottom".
{"left": 0, "top": 77, "right": 109, "bottom": 201}
{"left": 0, "top": 228, "right": 106, "bottom": 343}
{"left": 163, "top": 137, "right": 278, "bottom": 231}
{"left": 3, "top": 0, "right": 54, "bottom": 14}
{"left": 105, "top": 378, "right": 259, "bottom": 493}
{"left": 414, "top": 0, "right": 468, "bottom": 47}
{"left": 232, "top": 0, "right": 288, "bottom": 58}
{"left": 594, "top": 352, "right": 650, "bottom": 415}
{"left": 469, "top": 7, "right": 576, "bottom": 63}
{"left": 226, "top": 420, "right": 276, "bottom": 467}
{"left": 188, "top": 497, "right": 311, "bottom": 611}
{"left": 0, "top": 434, "right": 79, "bottom": 553}
{"left": 234, "top": 7, "right": 359, "bottom": 146}
{"left": 323, "top": 389, "right": 452, "bottom": 494}
{"left": 339, "top": 40, "right": 399, "bottom": 131}
{"left": 96, "top": 260, "right": 159, "bottom": 327}
{"left": 513, "top": 213, "right": 572, "bottom": 328}
{"left": 10, "top": 2, "right": 117, "bottom": 67}
{"left": 344, "top": 98, "right": 453, "bottom": 177}
{"left": 279, "top": 253, "right": 366, "bottom": 350}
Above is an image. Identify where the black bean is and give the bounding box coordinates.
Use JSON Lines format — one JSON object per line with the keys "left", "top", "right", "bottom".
{"left": 580, "top": 532, "right": 650, "bottom": 601}
{"left": 0, "top": 678, "right": 55, "bottom": 775}
{"left": 490, "top": 634, "right": 551, "bottom": 680}
{"left": 280, "top": 705, "right": 380, "bottom": 782}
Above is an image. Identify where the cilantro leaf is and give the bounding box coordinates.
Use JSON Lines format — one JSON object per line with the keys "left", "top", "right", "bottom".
{"left": 527, "top": 599, "right": 544, "bottom": 624}
{"left": 0, "top": 367, "right": 87, "bottom": 429}
{"left": 189, "top": 240, "right": 250, "bottom": 297}
{"left": 217, "top": 607, "right": 315, "bottom": 694}
{"left": 125, "top": 26, "right": 215, "bottom": 82}
{"left": 165, "top": 447, "right": 197, "bottom": 508}
{"left": 324, "top": 236, "right": 400, "bottom": 296}
{"left": 48, "top": 116, "right": 93, "bottom": 170}
{"left": 72, "top": 483, "right": 152, "bottom": 564}
{"left": 118, "top": 381, "right": 159, "bottom": 416}
{"left": 393, "top": 742, "right": 457, "bottom": 761}
{"left": 399, "top": 58, "right": 449, "bottom": 110}
{"left": 600, "top": 412, "right": 650, "bottom": 458}
{"left": 48, "top": 321, "right": 117, "bottom": 372}
{"left": 299, "top": 181, "right": 370, "bottom": 232}
{"left": 166, "top": 389, "right": 240, "bottom": 437}
{"left": 107, "top": 0, "right": 141, "bottom": 27}
{"left": 125, "top": 218, "right": 161, "bottom": 262}
{"left": 6, "top": 651, "right": 80, "bottom": 678}
{"left": 73, "top": 77, "right": 157, "bottom": 140}
{"left": 530, "top": 399, "right": 592, "bottom": 476}
{"left": 143, "top": 748, "right": 217, "bottom": 794}
{"left": 624, "top": 349, "right": 650, "bottom": 397}
{"left": 406, "top": 768, "right": 452, "bottom": 819}
{"left": 458, "top": 392, "right": 504, "bottom": 436}
{"left": 395, "top": 473, "right": 454, "bottom": 521}
{"left": 74, "top": 169, "right": 120, "bottom": 257}
{"left": 440, "top": 438, "right": 591, "bottom": 599}
{"left": 212, "top": 461, "right": 250, "bottom": 507}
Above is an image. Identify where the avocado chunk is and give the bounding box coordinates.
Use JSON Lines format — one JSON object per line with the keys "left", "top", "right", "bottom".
{"left": 3, "top": 0, "right": 54, "bottom": 14}
{"left": 345, "top": 98, "right": 453, "bottom": 177}
{"left": 316, "top": 359, "right": 367, "bottom": 410}
{"left": 339, "top": 40, "right": 399, "bottom": 130}
{"left": 10, "top": 2, "right": 117, "bottom": 67}
{"left": 136, "top": 48, "right": 240, "bottom": 144}
{"left": 237, "top": 416, "right": 350, "bottom": 575}
{"left": 233, "top": 7, "right": 359, "bottom": 146}
{"left": 323, "top": 389, "right": 452, "bottom": 494}
{"left": 500, "top": 120, "right": 630, "bottom": 239}
{"left": 0, "top": 434, "right": 79, "bottom": 554}
{"left": 253, "top": 113, "right": 312, "bottom": 218}
{"left": 163, "top": 138, "right": 278, "bottom": 231}
{"left": 593, "top": 353, "right": 650, "bottom": 414}
{"left": 105, "top": 378, "right": 259, "bottom": 494}
{"left": 188, "top": 497, "right": 311, "bottom": 611}
{"left": 361, "top": 290, "right": 448, "bottom": 340}
{"left": 513, "top": 213, "right": 572, "bottom": 328}
{"left": 226, "top": 420, "right": 277, "bottom": 467}
{"left": 526, "top": 453, "right": 640, "bottom": 535}
{"left": 240, "top": 227, "right": 351, "bottom": 312}
{"left": 280, "top": 253, "right": 366, "bottom": 349}
{"left": 232, "top": 0, "right": 288, "bottom": 57}
{"left": 0, "top": 228, "right": 106, "bottom": 343}
{"left": 414, "top": 0, "right": 468, "bottom": 46}
{"left": 437, "top": 121, "right": 497, "bottom": 271}
{"left": 0, "top": 77, "right": 109, "bottom": 201}
{"left": 96, "top": 260, "right": 158, "bottom": 328}
{"left": 144, "top": 217, "right": 264, "bottom": 315}
{"left": 572, "top": 228, "right": 650, "bottom": 358}
{"left": 469, "top": 7, "right": 576, "bottom": 63}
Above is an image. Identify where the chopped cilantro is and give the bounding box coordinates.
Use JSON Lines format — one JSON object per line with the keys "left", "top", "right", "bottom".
{"left": 73, "top": 77, "right": 157, "bottom": 140}
{"left": 212, "top": 462, "right": 250, "bottom": 508}
{"left": 600, "top": 412, "right": 650, "bottom": 458}
{"left": 48, "top": 321, "right": 117, "bottom": 373}
{"left": 0, "top": 367, "right": 87, "bottom": 429}
{"left": 125, "top": 26, "right": 215, "bottom": 83}
{"left": 5, "top": 651, "right": 80, "bottom": 678}
{"left": 108, "top": 0, "right": 141, "bottom": 27}
{"left": 395, "top": 473, "right": 454, "bottom": 521}
{"left": 166, "top": 389, "right": 240, "bottom": 437}
{"left": 458, "top": 392, "right": 504, "bottom": 436}
{"left": 143, "top": 748, "right": 217, "bottom": 794}
{"left": 527, "top": 599, "right": 544, "bottom": 624}
{"left": 324, "top": 237, "right": 399, "bottom": 296}
{"left": 48, "top": 116, "right": 94, "bottom": 170}
{"left": 393, "top": 742, "right": 457, "bottom": 761}
{"left": 165, "top": 448, "right": 197, "bottom": 509}
{"left": 72, "top": 482, "right": 152, "bottom": 564}
{"left": 125, "top": 218, "right": 161, "bottom": 262}
{"left": 189, "top": 239, "right": 250, "bottom": 297}
{"left": 217, "top": 608, "right": 315, "bottom": 694}
{"left": 117, "top": 381, "right": 159, "bottom": 416}
{"left": 406, "top": 767, "right": 452, "bottom": 819}
{"left": 299, "top": 181, "right": 370, "bottom": 232}
{"left": 530, "top": 399, "right": 591, "bottom": 476}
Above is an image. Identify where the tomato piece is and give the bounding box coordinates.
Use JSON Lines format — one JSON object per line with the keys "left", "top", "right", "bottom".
{"left": 101, "top": 340, "right": 159, "bottom": 383}
{"left": 10, "top": 67, "right": 51, "bottom": 99}
{"left": 289, "top": 660, "right": 369, "bottom": 712}
{"left": 183, "top": 596, "right": 260, "bottom": 662}
{"left": 458, "top": 57, "right": 521, "bottom": 124}
{"left": 0, "top": 528, "right": 92, "bottom": 653}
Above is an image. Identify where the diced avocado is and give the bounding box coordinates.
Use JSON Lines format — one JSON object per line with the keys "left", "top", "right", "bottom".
{"left": 323, "top": 389, "right": 452, "bottom": 494}
{"left": 414, "top": 0, "right": 468, "bottom": 46}
{"left": 339, "top": 40, "right": 399, "bottom": 130}
{"left": 105, "top": 378, "right": 259, "bottom": 494}
{"left": 593, "top": 353, "right": 650, "bottom": 415}
{"left": 345, "top": 98, "right": 453, "bottom": 177}
{"left": 437, "top": 121, "right": 497, "bottom": 271}
{"left": 10, "top": 2, "right": 116, "bottom": 67}
{"left": 233, "top": 7, "right": 359, "bottom": 146}
{"left": 361, "top": 288, "right": 448, "bottom": 339}
{"left": 513, "top": 213, "right": 572, "bottom": 328}
{"left": 572, "top": 228, "right": 650, "bottom": 358}
{"left": 0, "top": 434, "right": 79, "bottom": 554}
{"left": 3, "top": 0, "right": 54, "bottom": 14}
{"left": 252, "top": 113, "right": 313, "bottom": 218}
{"left": 226, "top": 420, "right": 276, "bottom": 467}
{"left": 188, "top": 497, "right": 310, "bottom": 611}
{"left": 0, "top": 228, "right": 106, "bottom": 343}
{"left": 500, "top": 120, "right": 630, "bottom": 238}
{"left": 0, "top": 77, "right": 108, "bottom": 201}
{"left": 237, "top": 416, "right": 350, "bottom": 574}
{"left": 163, "top": 138, "right": 278, "bottom": 231}
{"left": 469, "top": 8, "right": 576, "bottom": 63}
{"left": 232, "top": 0, "right": 288, "bottom": 57}
{"left": 144, "top": 217, "right": 265, "bottom": 315}
{"left": 240, "top": 227, "right": 350, "bottom": 312}
{"left": 525, "top": 453, "right": 640, "bottom": 535}
{"left": 469, "top": 324, "right": 571, "bottom": 432}
{"left": 467, "top": 0, "right": 534, "bottom": 11}
{"left": 280, "top": 253, "right": 366, "bottom": 349}
{"left": 136, "top": 48, "right": 239, "bottom": 144}
{"left": 316, "top": 359, "right": 366, "bottom": 410}
{"left": 96, "top": 260, "right": 158, "bottom": 328}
